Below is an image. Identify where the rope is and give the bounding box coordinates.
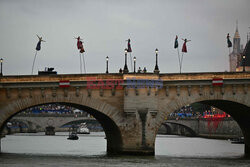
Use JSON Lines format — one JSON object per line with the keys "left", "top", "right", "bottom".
{"left": 177, "top": 48, "right": 181, "bottom": 73}
{"left": 228, "top": 48, "right": 231, "bottom": 71}
{"left": 31, "top": 51, "right": 38, "bottom": 75}
{"left": 129, "top": 53, "right": 133, "bottom": 71}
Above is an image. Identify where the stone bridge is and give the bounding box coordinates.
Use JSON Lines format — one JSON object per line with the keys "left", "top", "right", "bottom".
{"left": 164, "top": 118, "right": 242, "bottom": 138}
{"left": 0, "top": 72, "right": 250, "bottom": 156}
{"left": 11, "top": 114, "right": 96, "bottom": 131}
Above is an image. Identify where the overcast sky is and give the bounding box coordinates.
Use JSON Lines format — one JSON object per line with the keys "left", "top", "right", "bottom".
{"left": 0, "top": 0, "right": 249, "bottom": 75}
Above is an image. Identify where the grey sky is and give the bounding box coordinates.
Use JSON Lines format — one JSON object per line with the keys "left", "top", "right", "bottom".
{"left": 0, "top": 0, "right": 249, "bottom": 75}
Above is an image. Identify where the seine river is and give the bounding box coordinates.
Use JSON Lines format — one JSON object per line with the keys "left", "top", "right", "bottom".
{"left": 0, "top": 132, "right": 249, "bottom": 167}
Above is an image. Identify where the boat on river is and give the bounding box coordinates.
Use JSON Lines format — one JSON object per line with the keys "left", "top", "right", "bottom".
{"left": 77, "top": 123, "right": 90, "bottom": 134}
{"left": 67, "top": 125, "right": 79, "bottom": 140}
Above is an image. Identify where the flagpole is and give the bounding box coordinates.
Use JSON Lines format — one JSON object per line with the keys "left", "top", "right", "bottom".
{"left": 31, "top": 51, "right": 38, "bottom": 75}
{"left": 79, "top": 52, "right": 82, "bottom": 74}
{"left": 129, "top": 53, "right": 133, "bottom": 72}
{"left": 180, "top": 52, "right": 184, "bottom": 73}
{"left": 228, "top": 48, "right": 231, "bottom": 71}
{"left": 82, "top": 53, "right": 86, "bottom": 73}
{"left": 177, "top": 48, "right": 181, "bottom": 73}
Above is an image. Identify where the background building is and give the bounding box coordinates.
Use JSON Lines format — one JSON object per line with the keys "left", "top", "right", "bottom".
{"left": 236, "top": 38, "right": 250, "bottom": 72}
{"left": 229, "top": 23, "right": 244, "bottom": 72}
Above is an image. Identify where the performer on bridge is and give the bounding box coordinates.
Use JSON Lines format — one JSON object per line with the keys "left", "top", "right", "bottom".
{"left": 36, "top": 35, "right": 45, "bottom": 51}
{"left": 227, "top": 33, "right": 233, "bottom": 56}
{"left": 181, "top": 38, "right": 191, "bottom": 53}
{"left": 75, "top": 36, "right": 86, "bottom": 73}
{"left": 76, "top": 36, "right": 85, "bottom": 53}
{"left": 227, "top": 33, "right": 232, "bottom": 48}
{"left": 32, "top": 35, "right": 46, "bottom": 75}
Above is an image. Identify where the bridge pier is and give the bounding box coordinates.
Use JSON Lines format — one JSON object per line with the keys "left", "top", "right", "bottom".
{"left": 117, "top": 109, "right": 157, "bottom": 156}
{"left": 241, "top": 124, "right": 250, "bottom": 158}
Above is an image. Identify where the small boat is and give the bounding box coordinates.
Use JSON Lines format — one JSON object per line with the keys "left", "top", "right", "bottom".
{"left": 67, "top": 125, "right": 79, "bottom": 140}
{"left": 77, "top": 123, "right": 90, "bottom": 134}
{"left": 67, "top": 132, "right": 79, "bottom": 140}
{"left": 231, "top": 137, "right": 244, "bottom": 144}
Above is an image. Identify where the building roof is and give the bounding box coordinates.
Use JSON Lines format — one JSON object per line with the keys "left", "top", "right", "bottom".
{"left": 240, "top": 40, "right": 250, "bottom": 66}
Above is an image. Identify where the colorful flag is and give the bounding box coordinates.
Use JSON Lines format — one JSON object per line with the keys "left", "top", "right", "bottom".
{"left": 174, "top": 35, "right": 178, "bottom": 49}
{"left": 227, "top": 33, "right": 232, "bottom": 48}
{"left": 127, "top": 39, "right": 132, "bottom": 52}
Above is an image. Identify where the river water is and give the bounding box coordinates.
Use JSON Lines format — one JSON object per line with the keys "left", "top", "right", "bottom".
{"left": 0, "top": 132, "right": 249, "bottom": 167}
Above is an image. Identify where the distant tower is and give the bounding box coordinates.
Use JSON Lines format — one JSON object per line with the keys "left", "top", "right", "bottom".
{"left": 233, "top": 20, "right": 241, "bottom": 54}
{"left": 229, "top": 21, "right": 242, "bottom": 72}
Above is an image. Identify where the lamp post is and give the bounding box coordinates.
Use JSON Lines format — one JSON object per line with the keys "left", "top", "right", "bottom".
{"left": 133, "top": 57, "right": 136, "bottom": 73}
{"left": 106, "top": 56, "right": 109, "bottom": 74}
{"left": 0, "top": 58, "right": 3, "bottom": 76}
{"left": 243, "top": 55, "right": 246, "bottom": 72}
{"left": 154, "top": 48, "right": 160, "bottom": 74}
{"left": 123, "top": 49, "right": 129, "bottom": 73}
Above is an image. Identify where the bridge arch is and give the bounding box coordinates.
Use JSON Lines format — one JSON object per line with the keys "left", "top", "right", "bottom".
{"left": 11, "top": 119, "right": 42, "bottom": 132}
{"left": 0, "top": 94, "right": 123, "bottom": 154}
{"left": 60, "top": 119, "right": 101, "bottom": 130}
{"left": 163, "top": 122, "right": 197, "bottom": 137}
{"left": 157, "top": 94, "right": 250, "bottom": 156}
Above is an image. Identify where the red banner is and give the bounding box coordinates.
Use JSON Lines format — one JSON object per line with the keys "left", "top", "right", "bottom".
{"left": 59, "top": 80, "right": 70, "bottom": 87}
{"left": 212, "top": 78, "right": 223, "bottom": 86}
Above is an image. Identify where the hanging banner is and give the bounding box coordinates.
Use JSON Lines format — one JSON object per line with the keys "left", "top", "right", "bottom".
{"left": 59, "top": 80, "right": 70, "bottom": 87}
